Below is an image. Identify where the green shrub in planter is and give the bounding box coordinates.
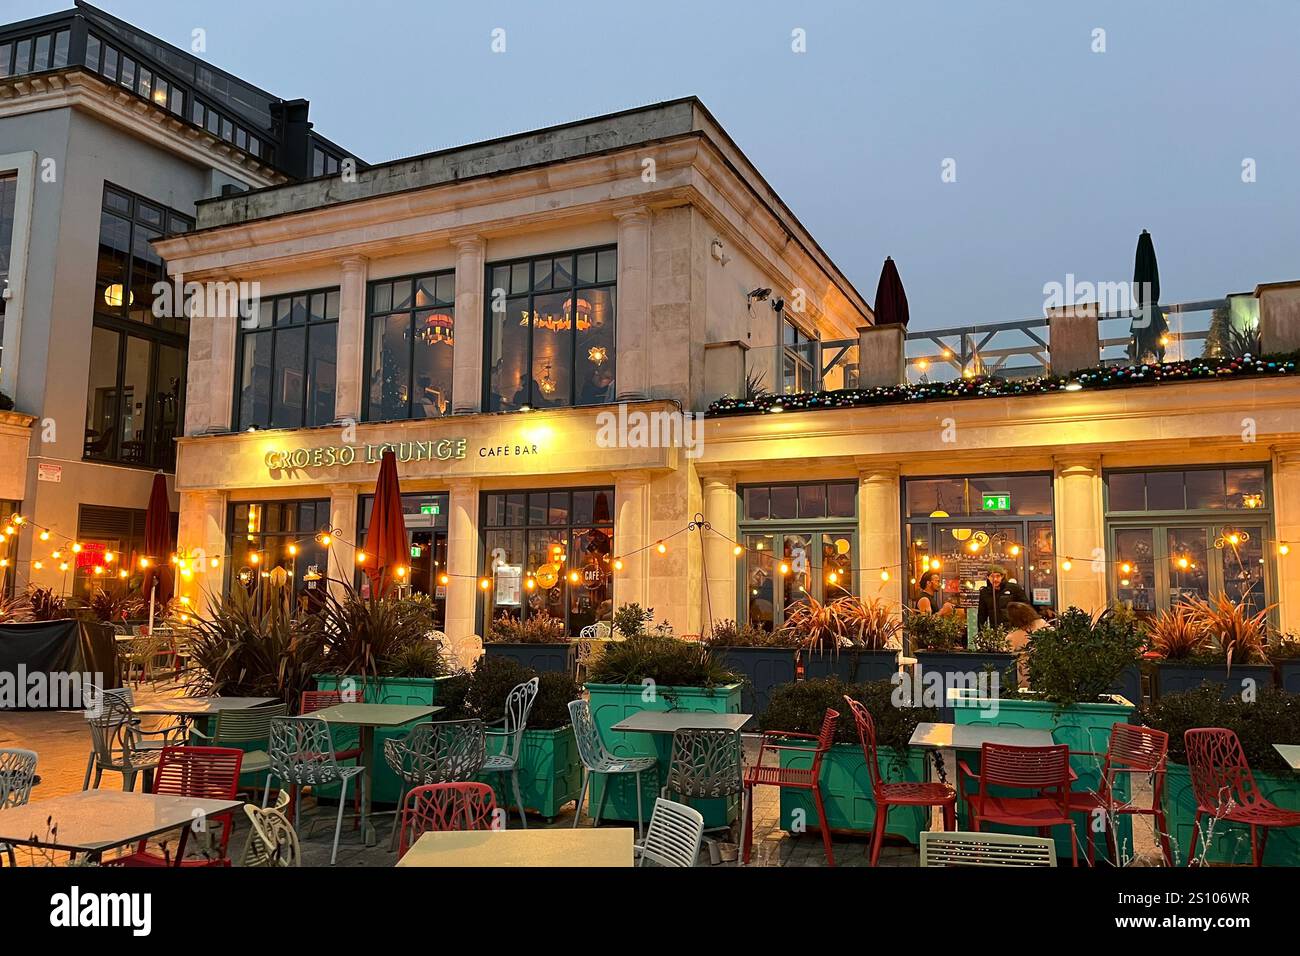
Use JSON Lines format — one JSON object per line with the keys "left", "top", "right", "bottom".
{"left": 483, "top": 612, "right": 573, "bottom": 672}
{"left": 761, "top": 678, "right": 937, "bottom": 843}
{"left": 1139, "top": 685, "right": 1300, "bottom": 864}
{"left": 704, "top": 619, "right": 800, "bottom": 721}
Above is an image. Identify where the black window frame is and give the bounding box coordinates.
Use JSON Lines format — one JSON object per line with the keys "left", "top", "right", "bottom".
{"left": 233, "top": 286, "right": 341, "bottom": 431}
{"left": 226, "top": 499, "right": 331, "bottom": 609}
{"left": 362, "top": 269, "right": 457, "bottom": 423}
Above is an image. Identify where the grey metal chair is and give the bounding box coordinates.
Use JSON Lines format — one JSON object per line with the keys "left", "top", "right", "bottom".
{"left": 383, "top": 719, "right": 486, "bottom": 849}
{"left": 264, "top": 716, "right": 366, "bottom": 866}
{"left": 663, "top": 727, "right": 746, "bottom": 854}
{"left": 83, "top": 690, "right": 161, "bottom": 792}
{"left": 191, "top": 702, "right": 288, "bottom": 785}
{"left": 568, "top": 698, "right": 658, "bottom": 839}
{"left": 484, "top": 678, "right": 539, "bottom": 829}
{"left": 81, "top": 685, "right": 186, "bottom": 789}
{"left": 636, "top": 797, "right": 705, "bottom": 868}
{"left": 0, "top": 748, "right": 38, "bottom": 867}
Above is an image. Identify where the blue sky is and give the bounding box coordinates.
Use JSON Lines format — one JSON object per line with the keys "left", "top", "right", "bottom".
{"left": 13, "top": 0, "right": 1299, "bottom": 327}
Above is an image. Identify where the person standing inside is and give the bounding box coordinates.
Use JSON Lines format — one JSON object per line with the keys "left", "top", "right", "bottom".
{"left": 977, "top": 565, "right": 1029, "bottom": 629}
{"left": 915, "top": 570, "right": 957, "bottom": 617}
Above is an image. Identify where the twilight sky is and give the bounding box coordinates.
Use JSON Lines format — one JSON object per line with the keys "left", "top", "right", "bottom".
{"left": 12, "top": 0, "right": 1299, "bottom": 328}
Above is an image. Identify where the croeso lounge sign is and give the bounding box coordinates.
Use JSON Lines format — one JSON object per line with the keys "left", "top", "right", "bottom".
{"left": 265, "top": 439, "right": 468, "bottom": 470}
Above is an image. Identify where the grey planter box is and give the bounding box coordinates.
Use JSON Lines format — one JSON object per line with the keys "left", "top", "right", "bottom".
{"left": 1153, "top": 662, "right": 1275, "bottom": 700}
{"left": 710, "top": 646, "right": 797, "bottom": 725}
{"left": 482, "top": 641, "right": 573, "bottom": 673}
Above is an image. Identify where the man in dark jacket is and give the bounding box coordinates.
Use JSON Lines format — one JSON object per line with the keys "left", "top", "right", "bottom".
{"left": 977, "top": 564, "right": 1030, "bottom": 629}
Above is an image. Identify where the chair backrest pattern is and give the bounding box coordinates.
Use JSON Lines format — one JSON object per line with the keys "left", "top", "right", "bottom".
{"left": 212, "top": 703, "right": 289, "bottom": 744}
{"left": 268, "top": 717, "right": 345, "bottom": 785}
{"left": 301, "top": 689, "right": 366, "bottom": 713}
{"left": 386, "top": 720, "right": 486, "bottom": 784}
{"left": 0, "top": 749, "right": 38, "bottom": 810}
{"left": 978, "top": 743, "right": 1071, "bottom": 795}
{"left": 1185, "top": 727, "right": 1265, "bottom": 813}
{"left": 843, "top": 697, "right": 884, "bottom": 795}
{"left": 398, "top": 782, "right": 498, "bottom": 857}
{"left": 241, "top": 803, "right": 301, "bottom": 867}
{"left": 83, "top": 690, "right": 143, "bottom": 768}
{"left": 568, "top": 699, "right": 610, "bottom": 770}
{"left": 920, "top": 831, "right": 1057, "bottom": 867}
{"left": 497, "top": 678, "right": 540, "bottom": 763}
{"left": 667, "top": 729, "right": 743, "bottom": 799}
{"left": 639, "top": 798, "right": 705, "bottom": 867}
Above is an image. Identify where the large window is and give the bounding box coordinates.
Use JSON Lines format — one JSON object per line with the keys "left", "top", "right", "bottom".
{"left": 740, "top": 481, "right": 857, "bottom": 631}
{"left": 365, "top": 271, "right": 455, "bottom": 421}
{"left": 1106, "top": 466, "right": 1272, "bottom": 616}
{"left": 236, "top": 289, "right": 339, "bottom": 430}
{"left": 904, "top": 474, "right": 1057, "bottom": 614}
{"left": 84, "top": 185, "right": 193, "bottom": 469}
{"left": 356, "top": 492, "right": 449, "bottom": 626}
{"left": 0, "top": 27, "right": 69, "bottom": 78}
{"left": 73, "top": 505, "right": 174, "bottom": 602}
{"left": 481, "top": 488, "right": 614, "bottom": 635}
{"left": 485, "top": 247, "right": 616, "bottom": 411}
{"left": 228, "top": 500, "right": 331, "bottom": 611}
{"left": 782, "top": 319, "right": 817, "bottom": 394}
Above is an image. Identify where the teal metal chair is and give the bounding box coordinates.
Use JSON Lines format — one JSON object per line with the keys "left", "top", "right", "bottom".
{"left": 191, "top": 702, "right": 288, "bottom": 787}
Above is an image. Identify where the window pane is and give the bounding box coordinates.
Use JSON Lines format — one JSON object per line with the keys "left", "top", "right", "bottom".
{"left": 527, "top": 530, "right": 568, "bottom": 623}
{"left": 510, "top": 263, "right": 529, "bottom": 294}
{"left": 488, "top": 296, "right": 529, "bottom": 411}
{"left": 1226, "top": 468, "right": 1267, "bottom": 511}
{"left": 572, "top": 491, "right": 594, "bottom": 526}
{"left": 118, "top": 335, "right": 150, "bottom": 463}
{"left": 1221, "top": 525, "right": 1267, "bottom": 613}
{"left": 1113, "top": 528, "right": 1156, "bottom": 614}
{"left": 1108, "top": 473, "right": 1145, "bottom": 512}
{"left": 823, "top": 534, "right": 854, "bottom": 600}
{"left": 52, "top": 30, "right": 69, "bottom": 68}
{"left": 1185, "top": 470, "right": 1227, "bottom": 510}
{"left": 306, "top": 323, "right": 337, "bottom": 426}
{"left": 798, "top": 483, "right": 826, "bottom": 518}
{"left": 745, "top": 533, "right": 776, "bottom": 630}
{"left": 597, "top": 248, "right": 617, "bottom": 283}
{"left": 548, "top": 492, "right": 570, "bottom": 526}
{"left": 391, "top": 279, "right": 412, "bottom": 311}
{"left": 119, "top": 57, "right": 135, "bottom": 91}
{"left": 744, "top": 487, "right": 769, "bottom": 520}
{"left": 485, "top": 529, "right": 526, "bottom": 622}
{"left": 0, "top": 44, "right": 11, "bottom": 79}
{"left": 532, "top": 292, "right": 572, "bottom": 407}
{"left": 95, "top": 212, "right": 131, "bottom": 317}
{"left": 575, "top": 287, "right": 615, "bottom": 405}
{"left": 412, "top": 309, "right": 453, "bottom": 418}
{"left": 770, "top": 486, "right": 797, "bottom": 520}
{"left": 1147, "top": 471, "right": 1186, "bottom": 511}
{"left": 1167, "top": 527, "right": 1209, "bottom": 607}
{"left": 324, "top": 290, "right": 341, "bottom": 319}
{"left": 152, "top": 345, "right": 184, "bottom": 469}
{"left": 576, "top": 252, "right": 597, "bottom": 284}
{"left": 592, "top": 489, "right": 614, "bottom": 523}
{"left": 84, "top": 327, "right": 121, "bottom": 461}
{"left": 238, "top": 332, "right": 272, "bottom": 428}
{"left": 271, "top": 326, "right": 306, "bottom": 428}
{"left": 828, "top": 482, "right": 856, "bottom": 518}
{"left": 85, "top": 35, "right": 100, "bottom": 71}
{"left": 368, "top": 314, "right": 410, "bottom": 420}
{"left": 782, "top": 533, "right": 813, "bottom": 613}
{"left": 128, "top": 225, "right": 162, "bottom": 324}
{"left": 528, "top": 493, "right": 549, "bottom": 526}
{"left": 570, "top": 526, "right": 613, "bottom": 630}
{"left": 907, "top": 478, "right": 965, "bottom": 517}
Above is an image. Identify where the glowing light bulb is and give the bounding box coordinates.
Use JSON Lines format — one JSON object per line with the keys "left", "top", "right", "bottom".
{"left": 1281, "top": 544, "right": 1291, "bottom": 556}
{"left": 1062, "top": 559, "right": 1073, "bottom": 572}
{"left": 51, "top": 550, "right": 61, "bottom": 559}
{"left": 1121, "top": 563, "right": 1132, "bottom": 574}
{"left": 733, "top": 545, "right": 743, "bottom": 557}
{"left": 1177, "top": 557, "right": 1189, "bottom": 570}
{"left": 779, "top": 562, "right": 790, "bottom": 575}
{"left": 39, "top": 531, "right": 50, "bottom": 541}
{"left": 210, "top": 557, "right": 219, "bottom": 568}
{"left": 568, "top": 570, "right": 580, "bottom": 584}
{"left": 525, "top": 577, "right": 536, "bottom": 591}
{"left": 479, "top": 577, "right": 491, "bottom": 590}
{"left": 33, "top": 560, "right": 43, "bottom": 570}
{"left": 1009, "top": 545, "right": 1021, "bottom": 557}
{"left": 71, "top": 542, "right": 82, "bottom": 553}
{"left": 105, "top": 551, "right": 115, "bottom": 563}
{"left": 826, "top": 572, "right": 838, "bottom": 584}
{"left": 395, "top": 566, "right": 407, "bottom": 578}
{"left": 288, "top": 544, "right": 298, "bottom": 556}
{"left": 93, "top": 566, "right": 104, "bottom": 576}
{"left": 613, "top": 558, "right": 624, "bottom": 571}
{"left": 249, "top": 554, "right": 259, "bottom": 565}
{"left": 356, "top": 552, "right": 367, "bottom": 564}
{"left": 880, "top": 569, "right": 890, "bottom": 582}
{"left": 59, "top": 562, "right": 69, "bottom": 572}
{"left": 320, "top": 534, "right": 332, "bottom": 546}
{"left": 119, "top": 569, "right": 128, "bottom": 579}
{"left": 656, "top": 542, "right": 667, "bottom": 555}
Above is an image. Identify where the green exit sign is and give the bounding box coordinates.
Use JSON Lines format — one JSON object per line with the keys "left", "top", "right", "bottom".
{"left": 410, "top": 545, "right": 423, "bottom": 558}
{"left": 981, "top": 493, "right": 1011, "bottom": 512}
{"left": 420, "top": 504, "right": 440, "bottom": 516}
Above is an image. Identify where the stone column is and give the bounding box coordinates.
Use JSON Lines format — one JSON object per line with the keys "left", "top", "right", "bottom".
{"left": 615, "top": 208, "right": 652, "bottom": 401}
{"left": 1258, "top": 280, "right": 1300, "bottom": 355}
{"left": 1272, "top": 444, "right": 1300, "bottom": 635}
{"left": 701, "top": 471, "right": 738, "bottom": 632}
{"left": 856, "top": 326, "right": 906, "bottom": 390}
{"left": 184, "top": 279, "right": 238, "bottom": 434}
{"left": 176, "top": 490, "right": 226, "bottom": 615}
{"left": 1047, "top": 301, "right": 1101, "bottom": 377}
{"left": 444, "top": 478, "right": 481, "bottom": 640}
{"left": 1053, "top": 455, "right": 1107, "bottom": 614}
{"left": 451, "top": 236, "right": 487, "bottom": 414}
{"left": 614, "top": 470, "right": 651, "bottom": 610}
{"left": 327, "top": 484, "right": 363, "bottom": 600}
{"left": 858, "top": 465, "right": 903, "bottom": 611}
{"left": 334, "top": 256, "right": 369, "bottom": 423}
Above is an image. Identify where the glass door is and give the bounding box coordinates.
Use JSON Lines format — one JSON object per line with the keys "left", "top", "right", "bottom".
{"left": 742, "top": 529, "right": 856, "bottom": 630}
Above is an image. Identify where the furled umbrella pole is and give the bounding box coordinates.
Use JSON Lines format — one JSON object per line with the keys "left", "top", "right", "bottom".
{"left": 142, "top": 470, "right": 174, "bottom": 633}
{"left": 872, "top": 256, "right": 910, "bottom": 327}
{"left": 1129, "top": 229, "right": 1169, "bottom": 362}
{"left": 363, "top": 449, "right": 409, "bottom": 596}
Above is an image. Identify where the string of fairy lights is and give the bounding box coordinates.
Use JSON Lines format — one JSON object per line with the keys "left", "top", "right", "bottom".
{"left": 2, "top": 504, "right": 1294, "bottom": 604}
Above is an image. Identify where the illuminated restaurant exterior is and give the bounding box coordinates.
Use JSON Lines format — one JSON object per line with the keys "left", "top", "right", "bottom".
{"left": 155, "top": 97, "right": 1300, "bottom": 640}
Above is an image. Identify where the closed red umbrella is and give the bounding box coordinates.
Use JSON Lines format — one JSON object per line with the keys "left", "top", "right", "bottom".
{"left": 141, "top": 471, "right": 174, "bottom": 628}
{"left": 873, "top": 256, "right": 910, "bottom": 327}
{"left": 363, "top": 449, "right": 408, "bottom": 595}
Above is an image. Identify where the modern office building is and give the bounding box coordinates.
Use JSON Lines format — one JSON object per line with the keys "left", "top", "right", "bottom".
{"left": 155, "top": 94, "right": 1300, "bottom": 639}
{"left": 0, "top": 2, "right": 357, "bottom": 595}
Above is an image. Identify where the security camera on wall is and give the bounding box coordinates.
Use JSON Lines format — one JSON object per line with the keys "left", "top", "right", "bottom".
{"left": 710, "top": 238, "right": 730, "bottom": 266}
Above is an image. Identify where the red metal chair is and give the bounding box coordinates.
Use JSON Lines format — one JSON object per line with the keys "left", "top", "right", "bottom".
{"left": 397, "top": 782, "right": 498, "bottom": 859}
{"left": 109, "top": 745, "right": 243, "bottom": 867}
{"left": 1065, "top": 723, "right": 1171, "bottom": 866}
{"left": 296, "top": 690, "right": 365, "bottom": 825}
{"left": 959, "top": 742, "right": 1078, "bottom": 867}
{"left": 1185, "top": 728, "right": 1300, "bottom": 867}
{"left": 843, "top": 696, "right": 957, "bottom": 865}
{"left": 742, "top": 707, "right": 839, "bottom": 866}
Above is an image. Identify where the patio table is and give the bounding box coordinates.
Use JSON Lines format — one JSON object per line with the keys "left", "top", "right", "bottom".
{"left": 396, "top": 826, "right": 634, "bottom": 867}
{"left": 129, "top": 696, "right": 279, "bottom": 717}
{"left": 609, "top": 711, "right": 751, "bottom": 734}
{"left": 0, "top": 790, "right": 242, "bottom": 865}
{"left": 308, "top": 702, "right": 443, "bottom": 845}
{"left": 1273, "top": 744, "right": 1300, "bottom": 773}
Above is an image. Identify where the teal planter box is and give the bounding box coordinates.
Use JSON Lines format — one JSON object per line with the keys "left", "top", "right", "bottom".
{"left": 312, "top": 674, "right": 453, "bottom": 805}
{"left": 711, "top": 646, "right": 797, "bottom": 725}
{"left": 477, "top": 726, "right": 582, "bottom": 822}
{"left": 483, "top": 642, "right": 574, "bottom": 673}
{"left": 777, "top": 742, "right": 929, "bottom": 843}
{"left": 801, "top": 649, "right": 898, "bottom": 683}
{"left": 954, "top": 693, "right": 1135, "bottom": 862}
{"left": 1164, "top": 762, "right": 1300, "bottom": 866}
{"left": 584, "top": 682, "right": 743, "bottom": 828}
{"left": 1153, "top": 663, "right": 1274, "bottom": 700}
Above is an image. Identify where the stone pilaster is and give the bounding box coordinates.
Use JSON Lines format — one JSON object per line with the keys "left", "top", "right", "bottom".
{"left": 614, "top": 470, "right": 651, "bottom": 611}
{"left": 444, "top": 478, "right": 481, "bottom": 639}
{"left": 701, "top": 471, "right": 738, "bottom": 631}
{"left": 451, "top": 236, "right": 487, "bottom": 414}
{"left": 615, "top": 208, "right": 652, "bottom": 401}
{"left": 334, "top": 256, "right": 369, "bottom": 422}
{"left": 1053, "top": 455, "right": 1107, "bottom": 614}
{"left": 858, "top": 464, "right": 903, "bottom": 610}
{"left": 1272, "top": 444, "right": 1300, "bottom": 635}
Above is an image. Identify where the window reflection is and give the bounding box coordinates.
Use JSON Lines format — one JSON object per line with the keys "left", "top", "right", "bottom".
{"left": 365, "top": 273, "right": 454, "bottom": 421}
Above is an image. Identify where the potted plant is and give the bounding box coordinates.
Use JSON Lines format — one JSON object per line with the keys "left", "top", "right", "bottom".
{"left": 761, "top": 677, "right": 936, "bottom": 843}
{"left": 953, "top": 606, "right": 1143, "bottom": 860}
{"left": 584, "top": 634, "right": 742, "bottom": 827}
{"left": 908, "top": 612, "right": 1017, "bottom": 720}
{"left": 702, "top": 618, "right": 800, "bottom": 722}
{"left": 482, "top": 611, "right": 572, "bottom": 672}
{"left": 444, "top": 655, "right": 583, "bottom": 822}
{"left": 1150, "top": 595, "right": 1275, "bottom": 699}
{"left": 793, "top": 595, "right": 901, "bottom": 683}
{"left": 1139, "top": 685, "right": 1300, "bottom": 865}
{"left": 1271, "top": 632, "right": 1300, "bottom": 695}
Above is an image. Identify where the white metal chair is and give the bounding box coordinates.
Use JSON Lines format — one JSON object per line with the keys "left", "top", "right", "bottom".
{"left": 0, "top": 748, "right": 38, "bottom": 867}
{"left": 484, "top": 678, "right": 539, "bottom": 829}
{"left": 82, "top": 689, "right": 162, "bottom": 792}
{"left": 636, "top": 797, "right": 705, "bottom": 867}
{"left": 191, "top": 703, "right": 288, "bottom": 785}
{"left": 81, "top": 685, "right": 186, "bottom": 790}
{"left": 919, "top": 830, "right": 1057, "bottom": 867}
{"left": 264, "top": 716, "right": 366, "bottom": 866}
{"left": 240, "top": 794, "right": 301, "bottom": 867}
{"left": 568, "top": 698, "right": 658, "bottom": 839}
{"left": 383, "top": 719, "right": 486, "bottom": 849}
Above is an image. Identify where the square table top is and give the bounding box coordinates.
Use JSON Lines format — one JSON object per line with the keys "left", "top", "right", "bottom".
{"left": 0, "top": 791, "right": 243, "bottom": 854}
{"left": 1273, "top": 743, "right": 1300, "bottom": 772}
{"left": 130, "top": 696, "right": 279, "bottom": 717}
{"left": 909, "top": 722, "right": 1055, "bottom": 750}
{"left": 308, "top": 702, "right": 442, "bottom": 728}
{"left": 397, "top": 826, "right": 634, "bottom": 867}
{"left": 610, "top": 711, "right": 752, "bottom": 734}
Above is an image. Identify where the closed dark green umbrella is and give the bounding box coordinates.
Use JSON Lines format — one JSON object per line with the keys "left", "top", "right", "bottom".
{"left": 1129, "top": 229, "right": 1169, "bottom": 362}
{"left": 873, "top": 256, "right": 910, "bottom": 326}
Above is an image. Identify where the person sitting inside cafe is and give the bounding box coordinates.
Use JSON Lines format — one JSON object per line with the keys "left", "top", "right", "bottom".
{"left": 977, "top": 564, "right": 1029, "bottom": 629}
{"left": 915, "top": 570, "right": 957, "bottom": 617}
{"left": 1005, "top": 601, "right": 1050, "bottom": 687}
